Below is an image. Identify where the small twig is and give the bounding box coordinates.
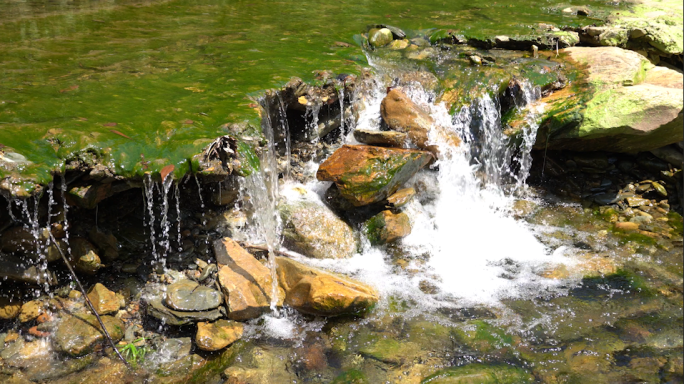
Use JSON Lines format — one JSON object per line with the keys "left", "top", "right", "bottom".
{"left": 48, "top": 231, "right": 131, "bottom": 369}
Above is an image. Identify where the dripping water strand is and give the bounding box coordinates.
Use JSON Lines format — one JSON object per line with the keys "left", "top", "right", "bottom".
{"left": 143, "top": 174, "right": 158, "bottom": 262}
{"left": 159, "top": 176, "right": 173, "bottom": 269}
{"left": 193, "top": 174, "right": 208, "bottom": 257}
{"left": 59, "top": 174, "right": 71, "bottom": 254}
{"left": 174, "top": 181, "right": 182, "bottom": 253}
{"left": 276, "top": 94, "right": 291, "bottom": 181}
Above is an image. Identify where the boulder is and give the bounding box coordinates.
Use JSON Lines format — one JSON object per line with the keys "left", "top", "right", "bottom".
{"left": 364, "top": 210, "right": 412, "bottom": 245}
{"left": 530, "top": 47, "right": 683, "bottom": 153}
{"left": 53, "top": 314, "right": 124, "bottom": 357}
{"left": 87, "top": 283, "right": 120, "bottom": 315}
{"left": 316, "top": 145, "right": 433, "bottom": 206}
{"left": 195, "top": 320, "right": 243, "bottom": 351}
{"left": 164, "top": 279, "right": 223, "bottom": 312}
{"left": 213, "top": 238, "right": 284, "bottom": 320}
{"left": 275, "top": 257, "right": 378, "bottom": 316}
{"left": 381, "top": 89, "right": 461, "bottom": 155}
{"left": 280, "top": 198, "right": 357, "bottom": 259}
{"left": 353, "top": 129, "right": 409, "bottom": 148}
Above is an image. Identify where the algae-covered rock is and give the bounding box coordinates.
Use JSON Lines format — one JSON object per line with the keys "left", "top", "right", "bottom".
{"left": 280, "top": 199, "right": 357, "bottom": 259}
{"left": 275, "top": 257, "right": 378, "bottom": 316}
{"left": 369, "top": 28, "right": 394, "bottom": 48}
{"left": 53, "top": 314, "right": 124, "bottom": 357}
{"left": 316, "top": 145, "right": 433, "bottom": 206}
{"left": 364, "top": 210, "right": 411, "bottom": 245}
{"left": 195, "top": 320, "right": 243, "bottom": 352}
{"left": 213, "top": 238, "right": 284, "bottom": 320}
{"left": 421, "top": 364, "right": 534, "bottom": 383}
{"left": 528, "top": 47, "right": 683, "bottom": 153}
{"left": 359, "top": 338, "right": 420, "bottom": 365}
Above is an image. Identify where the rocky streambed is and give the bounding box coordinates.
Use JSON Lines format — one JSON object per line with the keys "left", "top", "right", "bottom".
{"left": 1, "top": 4, "right": 683, "bottom": 384}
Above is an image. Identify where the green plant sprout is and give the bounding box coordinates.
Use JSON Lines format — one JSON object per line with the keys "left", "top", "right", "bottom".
{"left": 116, "top": 337, "right": 149, "bottom": 368}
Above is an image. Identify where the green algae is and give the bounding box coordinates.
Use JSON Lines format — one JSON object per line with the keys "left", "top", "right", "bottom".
{"left": 0, "top": 0, "right": 629, "bottom": 193}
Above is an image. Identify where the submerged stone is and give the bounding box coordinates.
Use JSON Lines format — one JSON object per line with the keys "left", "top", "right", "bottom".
{"left": 316, "top": 145, "right": 433, "bottom": 206}
{"left": 213, "top": 238, "right": 284, "bottom": 320}
{"left": 53, "top": 314, "right": 124, "bottom": 357}
{"left": 164, "top": 279, "right": 222, "bottom": 312}
{"left": 422, "top": 364, "right": 535, "bottom": 383}
{"left": 275, "top": 256, "right": 378, "bottom": 316}
{"left": 280, "top": 199, "right": 357, "bottom": 259}
{"left": 195, "top": 320, "right": 243, "bottom": 352}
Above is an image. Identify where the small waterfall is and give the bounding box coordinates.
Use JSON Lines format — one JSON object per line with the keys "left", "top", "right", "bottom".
{"left": 193, "top": 174, "right": 209, "bottom": 257}
{"left": 159, "top": 176, "right": 173, "bottom": 268}
{"left": 143, "top": 174, "right": 158, "bottom": 264}
{"left": 305, "top": 103, "right": 321, "bottom": 143}
{"left": 59, "top": 174, "right": 71, "bottom": 254}
{"left": 276, "top": 94, "right": 291, "bottom": 181}
{"left": 174, "top": 182, "right": 182, "bottom": 253}
{"left": 337, "top": 83, "right": 345, "bottom": 134}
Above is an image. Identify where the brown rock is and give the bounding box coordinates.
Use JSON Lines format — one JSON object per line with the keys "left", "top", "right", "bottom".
{"left": 70, "top": 238, "right": 103, "bottom": 275}
{"left": 276, "top": 257, "right": 378, "bottom": 316}
{"left": 87, "top": 283, "right": 120, "bottom": 315}
{"left": 18, "top": 300, "right": 43, "bottom": 323}
{"left": 364, "top": 210, "right": 412, "bottom": 245}
{"left": 385, "top": 188, "right": 416, "bottom": 208}
{"left": 214, "top": 238, "right": 284, "bottom": 320}
{"left": 316, "top": 145, "right": 433, "bottom": 206}
{"left": 53, "top": 314, "right": 124, "bottom": 357}
{"left": 353, "top": 129, "right": 409, "bottom": 148}
{"left": 380, "top": 89, "right": 461, "bottom": 155}
{"left": 0, "top": 297, "right": 22, "bottom": 320}
{"left": 195, "top": 320, "right": 243, "bottom": 351}
{"left": 615, "top": 221, "right": 640, "bottom": 231}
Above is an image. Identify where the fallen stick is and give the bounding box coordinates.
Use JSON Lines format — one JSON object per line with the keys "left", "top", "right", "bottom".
{"left": 48, "top": 231, "right": 131, "bottom": 369}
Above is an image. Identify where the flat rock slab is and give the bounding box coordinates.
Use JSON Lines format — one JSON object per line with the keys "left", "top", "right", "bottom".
{"left": 53, "top": 314, "right": 124, "bottom": 357}
{"left": 214, "top": 238, "right": 284, "bottom": 320}
{"left": 164, "top": 279, "right": 222, "bottom": 312}
{"left": 316, "top": 145, "right": 433, "bottom": 206}
{"left": 276, "top": 257, "right": 378, "bottom": 316}
{"left": 144, "top": 284, "right": 225, "bottom": 326}
{"left": 353, "top": 129, "right": 409, "bottom": 148}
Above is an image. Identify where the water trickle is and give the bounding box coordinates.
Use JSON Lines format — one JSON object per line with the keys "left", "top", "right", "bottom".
{"left": 193, "top": 174, "right": 209, "bottom": 257}
{"left": 59, "top": 173, "right": 71, "bottom": 254}
{"left": 276, "top": 94, "right": 291, "bottom": 181}
{"left": 337, "top": 83, "right": 345, "bottom": 135}
{"left": 143, "top": 174, "right": 158, "bottom": 263}
{"left": 159, "top": 176, "right": 174, "bottom": 268}
{"left": 174, "top": 182, "right": 182, "bottom": 253}
{"left": 305, "top": 103, "right": 321, "bottom": 143}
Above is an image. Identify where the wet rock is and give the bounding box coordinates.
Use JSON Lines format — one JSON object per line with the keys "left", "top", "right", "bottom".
{"left": 18, "top": 300, "right": 43, "bottom": 323}
{"left": 0, "top": 255, "right": 56, "bottom": 286}
{"left": 66, "top": 181, "right": 132, "bottom": 210}
{"left": 650, "top": 144, "right": 683, "bottom": 167}
{"left": 87, "top": 228, "right": 119, "bottom": 261}
{"left": 364, "top": 210, "right": 411, "bottom": 245}
{"left": 211, "top": 177, "right": 240, "bottom": 206}
{"left": 70, "top": 238, "right": 103, "bottom": 275}
{"left": 224, "top": 346, "right": 296, "bottom": 384}
{"left": 195, "top": 320, "right": 243, "bottom": 351}
{"left": 0, "top": 297, "right": 22, "bottom": 320}
{"left": 385, "top": 187, "right": 415, "bottom": 208}
{"left": 316, "top": 145, "right": 433, "bottom": 206}
{"left": 369, "top": 28, "right": 394, "bottom": 48}
{"left": 359, "top": 338, "right": 419, "bottom": 365}
{"left": 147, "top": 337, "right": 192, "bottom": 363}
{"left": 0, "top": 338, "right": 51, "bottom": 368}
{"left": 53, "top": 314, "right": 124, "bottom": 357}
{"left": 380, "top": 89, "right": 461, "bottom": 155}
{"left": 616, "top": 222, "right": 640, "bottom": 231}
{"left": 87, "top": 283, "right": 120, "bottom": 315}
{"left": 651, "top": 181, "right": 667, "bottom": 197}
{"left": 213, "top": 238, "right": 284, "bottom": 320}
{"left": 422, "top": 364, "right": 535, "bottom": 383}
{"left": 164, "top": 279, "right": 222, "bottom": 312}
{"left": 387, "top": 39, "right": 409, "bottom": 50}
{"left": 353, "top": 129, "right": 408, "bottom": 148}
{"left": 280, "top": 198, "right": 357, "bottom": 259}
{"left": 144, "top": 284, "right": 225, "bottom": 326}
{"left": 534, "top": 47, "right": 683, "bottom": 153}
{"left": 626, "top": 196, "right": 651, "bottom": 207}
{"left": 275, "top": 256, "right": 378, "bottom": 316}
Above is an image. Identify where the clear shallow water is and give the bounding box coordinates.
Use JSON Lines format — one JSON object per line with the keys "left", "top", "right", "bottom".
{"left": 0, "top": 0, "right": 625, "bottom": 188}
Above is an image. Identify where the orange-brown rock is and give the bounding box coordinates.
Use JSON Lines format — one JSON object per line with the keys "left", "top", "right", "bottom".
{"left": 276, "top": 257, "right": 378, "bottom": 316}
{"left": 380, "top": 89, "right": 461, "bottom": 155}
{"left": 214, "top": 238, "right": 284, "bottom": 320}
{"left": 195, "top": 319, "right": 243, "bottom": 351}
{"left": 0, "top": 297, "right": 22, "bottom": 320}
{"left": 316, "top": 145, "right": 433, "bottom": 206}
{"left": 364, "top": 210, "right": 412, "bottom": 245}
{"left": 87, "top": 283, "right": 120, "bottom": 315}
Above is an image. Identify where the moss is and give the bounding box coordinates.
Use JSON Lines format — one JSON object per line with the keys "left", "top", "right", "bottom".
{"left": 666, "top": 211, "right": 683, "bottom": 236}
{"left": 332, "top": 369, "right": 369, "bottom": 384}
{"left": 235, "top": 141, "right": 260, "bottom": 177}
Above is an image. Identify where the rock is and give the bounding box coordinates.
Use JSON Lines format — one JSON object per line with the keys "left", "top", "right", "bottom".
{"left": 381, "top": 89, "right": 461, "bottom": 155}
{"left": 70, "top": 238, "right": 103, "bottom": 275}
{"left": 148, "top": 337, "right": 192, "bottom": 362}
{"left": 87, "top": 228, "right": 119, "bottom": 261}
{"left": 66, "top": 182, "right": 131, "bottom": 210}
{"left": 626, "top": 196, "right": 651, "bottom": 207}
{"left": 468, "top": 55, "right": 483, "bottom": 65}
{"left": 0, "top": 256, "right": 56, "bottom": 286}
{"left": 316, "top": 145, "right": 433, "bottom": 206}
{"left": 533, "top": 47, "right": 683, "bottom": 153}
{"left": 359, "top": 338, "right": 419, "bottom": 365}
{"left": 385, "top": 187, "right": 416, "bottom": 208}
{"left": 615, "top": 222, "right": 640, "bottom": 231}
{"left": 651, "top": 181, "right": 668, "bottom": 197}
{"left": 353, "top": 129, "right": 409, "bottom": 148}
{"left": 275, "top": 257, "right": 378, "bottom": 316}
{"left": 164, "top": 279, "right": 222, "bottom": 312}
{"left": 86, "top": 283, "right": 120, "bottom": 315}
{"left": 211, "top": 178, "right": 240, "bottom": 206}
{"left": 0, "top": 297, "right": 22, "bottom": 320}
{"left": 650, "top": 144, "right": 683, "bottom": 167}
{"left": 364, "top": 210, "right": 411, "bottom": 245}
{"left": 423, "top": 364, "right": 535, "bottom": 383}
{"left": 195, "top": 320, "right": 243, "bottom": 351}
{"left": 53, "top": 314, "right": 124, "bottom": 357}
{"left": 144, "top": 284, "right": 225, "bottom": 326}
{"left": 387, "top": 39, "right": 409, "bottom": 50}
{"left": 0, "top": 338, "right": 51, "bottom": 368}
{"left": 213, "top": 238, "right": 284, "bottom": 320}
{"left": 280, "top": 198, "right": 357, "bottom": 259}
{"left": 18, "top": 300, "right": 43, "bottom": 323}
{"left": 369, "top": 28, "right": 394, "bottom": 47}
